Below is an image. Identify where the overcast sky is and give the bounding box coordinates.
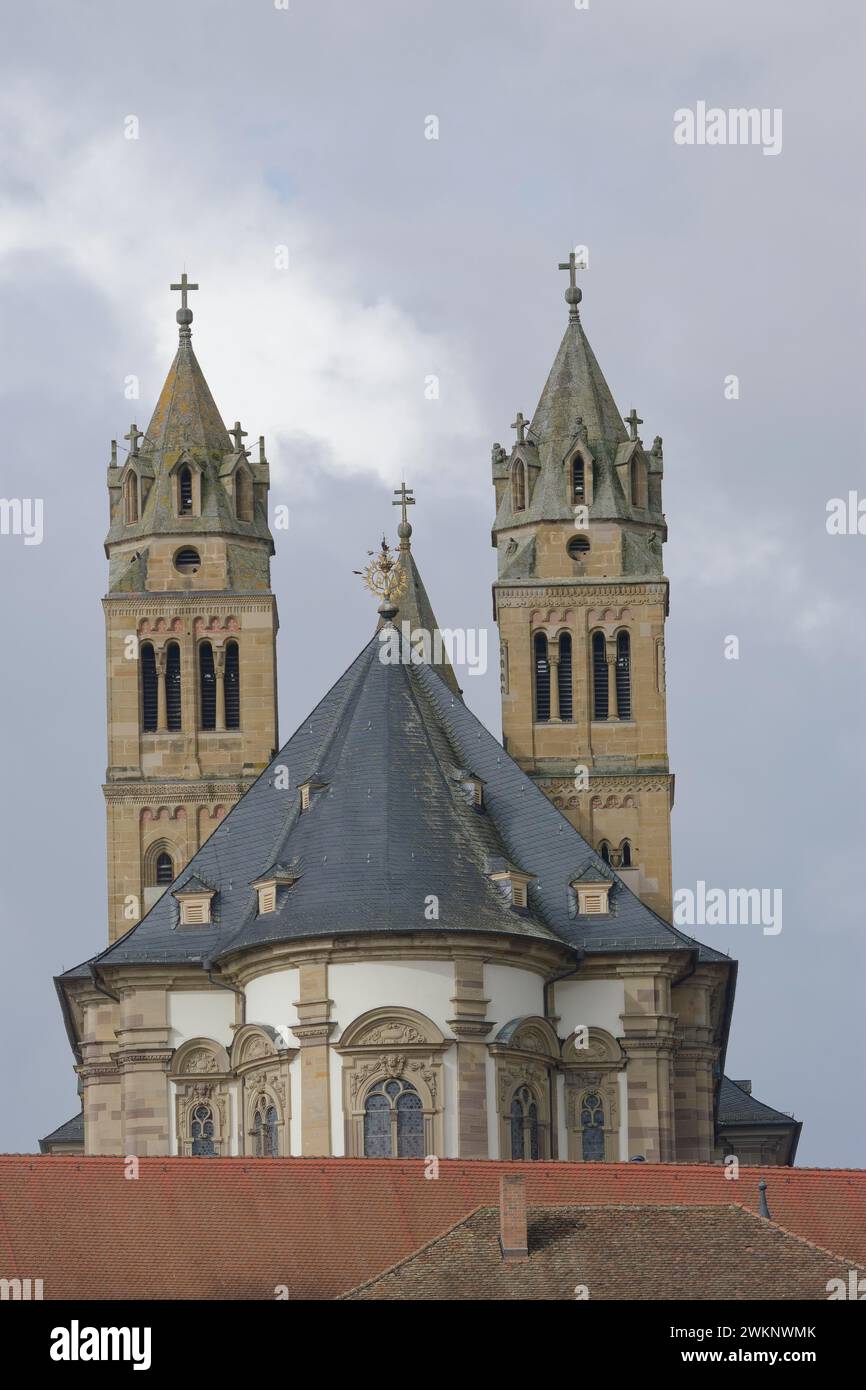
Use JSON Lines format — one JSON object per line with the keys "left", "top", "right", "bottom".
{"left": 0, "top": 0, "right": 863, "bottom": 1164}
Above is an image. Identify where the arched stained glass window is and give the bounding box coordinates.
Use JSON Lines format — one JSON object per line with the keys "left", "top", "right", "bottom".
{"left": 558, "top": 633, "right": 573, "bottom": 721}
{"left": 592, "top": 631, "right": 608, "bottom": 720}
{"left": 199, "top": 641, "right": 216, "bottom": 730}
{"left": 191, "top": 1104, "right": 216, "bottom": 1156}
{"left": 225, "top": 640, "right": 240, "bottom": 729}
{"left": 363, "top": 1078, "right": 423, "bottom": 1158}
{"left": 155, "top": 851, "right": 173, "bottom": 885}
{"left": 165, "top": 641, "right": 181, "bottom": 731}
{"left": 509, "top": 1085, "right": 541, "bottom": 1162}
{"left": 581, "top": 1093, "right": 605, "bottom": 1162}
{"left": 253, "top": 1097, "right": 279, "bottom": 1157}
{"left": 616, "top": 631, "right": 631, "bottom": 720}
{"left": 141, "top": 643, "right": 157, "bottom": 733}
{"left": 534, "top": 633, "right": 550, "bottom": 722}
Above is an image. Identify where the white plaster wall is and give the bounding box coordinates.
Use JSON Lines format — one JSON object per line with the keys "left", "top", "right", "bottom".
{"left": 289, "top": 1054, "right": 302, "bottom": 1157}
{"left": 553, "top": 977, "right": 624, "bottom": 1040}
{"left": 167, "top": 990, "right": 235, "bottom": 1049}
{"left": 483, "top": 964, "right": 545, "bottom": 1032}
{"left": 243, "top": 968, "right": 301, "bottom": 1044}
{"left": 329, "top": 960, "right": 454, "bottom": 1038}
{"left": 618, "top": 1071, "right": 630, "bottom": 1160}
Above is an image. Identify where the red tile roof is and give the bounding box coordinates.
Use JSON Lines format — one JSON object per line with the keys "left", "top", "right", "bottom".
{"left": 344, "top": 1205, "right": 864, "bottom": 1301}
{"left": 1, "top": 1157, "right": 863, "bottom": 1301}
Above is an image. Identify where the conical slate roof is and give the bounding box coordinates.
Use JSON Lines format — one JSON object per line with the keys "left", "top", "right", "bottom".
{"left": 69, "top": 624, "right": 730, "bottom": 972}
{"left": 382, "top": 532, "right": 462, "bottom": 697}
{"left": 529, "top": 310, "right": 628, "bottom": 462}
{"left": 144, "top": 332, "right": 232, "bottom": 458}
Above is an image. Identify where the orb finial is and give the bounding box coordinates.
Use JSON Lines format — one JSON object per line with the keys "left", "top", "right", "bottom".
{"left": 558, "top": 250, "right": 583, "bottom": 320}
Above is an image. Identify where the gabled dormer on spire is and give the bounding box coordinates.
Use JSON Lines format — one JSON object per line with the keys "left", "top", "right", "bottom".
{"left": 491, "top": 252, "right": 673, "bottom": 920}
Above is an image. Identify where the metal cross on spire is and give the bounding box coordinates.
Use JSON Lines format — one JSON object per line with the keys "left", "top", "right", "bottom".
{"left": 511, "top": 411, "right": 529, "bottom": 445}
{"left": 229, "top": 421, "right": 249, "bottom": 454}
{"left": 392, "top": 480, "right": 415, "bottom": 526}
{"left": 124, "top": 423, "right": 143, "bottom": 457}
{"left": 625, "top": 407, "right": 643, "bottom": 441}
{"left": 170, "top": 273, "right": 199, "bottom": 313}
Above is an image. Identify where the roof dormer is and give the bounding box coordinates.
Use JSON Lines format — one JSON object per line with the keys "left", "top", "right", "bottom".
{"left": 298, "top": 777, "right": 327, "bottom": 812}
{"left": 173, "top": 875, "right": 216, "bottom": 927}
{"left": 570, "top": 866, "right": 613, "bottom": 916}
{"left": 250, "top": 863, "right": 300, "bottom": 915}
{"left": 487, "top": 857, "right": 535, "bottom": 912}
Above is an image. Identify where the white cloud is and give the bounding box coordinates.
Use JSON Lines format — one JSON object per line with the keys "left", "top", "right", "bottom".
{"left": 0, "top": 84, "right": 484, "bottom": 491}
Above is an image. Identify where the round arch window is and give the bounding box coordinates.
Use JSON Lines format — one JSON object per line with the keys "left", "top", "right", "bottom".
{"left": 174, "top": 546, "right": 201, "bottom": 575}
{"left": 567, "top": 535, "right": 590, "bottom": 559}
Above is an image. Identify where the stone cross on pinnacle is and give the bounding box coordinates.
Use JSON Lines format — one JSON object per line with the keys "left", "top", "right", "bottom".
{"left": 170, "top": 273, "right": 199, "bottom": 313}
{"left": 392, "top": 480, "right": 415, "bottom": 526}
{"left": 511, "top": 412, "right": 529, "bottom": 445}
{"left": 229, "top": 421, "right": 249, "bottom": 454}
{"left": 124, "top": 423, "right": 143, "bottom": 457}
{"left": 625, "top": 408, "right": 643, "bottom": 441}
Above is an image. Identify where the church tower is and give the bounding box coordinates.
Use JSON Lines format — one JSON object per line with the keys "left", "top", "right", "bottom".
{"left": 492, "top": 255, "right": 673, "bottom": 919}
{"left": 103, "top": 276, "right": 279, "bottom": 942}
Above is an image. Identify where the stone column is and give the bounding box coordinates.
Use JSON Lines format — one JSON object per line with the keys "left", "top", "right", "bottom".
{"left": 214, "top": 644, "right": 226, "bottom": 732}
{"left": 548, "top": 651, "right": 561, "bottom": 722}
{"left": 449, "top": 955, "right": 493, "bottom": 1158}
{"left": 294, "top": 958, "right": 335, "bottom": 1155}
{"left": 77, "top": 990, "right": 122, "bottom": 1155}
{"left": 618, "top": 960, "right": 679, "bottom": 1161}
{"left": 155, "top": 646, "right": 168, "bottom": 732}
{"left": 114, "top": 981, "right": 173, "bottom": 1156}
{"left": 606, "top": 646, "right": 618, "bottom": 721}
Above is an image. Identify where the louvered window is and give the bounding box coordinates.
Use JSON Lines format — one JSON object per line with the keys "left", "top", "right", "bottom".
{"left": 175, "top": 547, "right": 201, "bottom": 575}
{"left": 534, "top": 633, "right": 550, "bottom": 722}
{"left": 179, "top": 466, "right": 193, "bottom": 514}
{"left": 235, "top": 468, "right": 253, "bottom": 522}
{"left": 592, "top": 632, "right": 608, "bottom": 719}
{"left": 199, "top": 642, "right": 216, "bottom": 730}
{"left": 141, "top": 643, "right": 157, "bottom": 732}
{"left": 178, "top": 895, "right": 212, "bottom": 925}
{"left": 616, "top": 631, "right": 631, "bottom": 719}
{"left": 558, "top": 633, "right": 573, "bottom": 721}
{"left": 571, "top": 456, "right": 585, "bottom": 502}
{"left": 257, "top": 882, "right": 277, "bottom": 915}
{"left": 225, "top": 641, "right": 240, "bottom": 728}
{"left": 165, "top": 641, "right": 181, "bottom": 731}
{"left": 155, "top": 851, "right": 173, "bottom": 885}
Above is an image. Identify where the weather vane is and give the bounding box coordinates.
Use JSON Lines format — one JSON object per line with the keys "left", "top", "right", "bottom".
{"left": 354, "top": 536, "right": 408, "bottom": 612}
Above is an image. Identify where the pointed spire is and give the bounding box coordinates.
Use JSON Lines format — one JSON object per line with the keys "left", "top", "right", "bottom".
{"left": 142, "top": 275, "right": 232, "bottom": 460}
{"left": 392, "top": 488, "right": 462, "bottom": 698}
{"left": 529, "top": 253, "right": 628, "bottom": 457}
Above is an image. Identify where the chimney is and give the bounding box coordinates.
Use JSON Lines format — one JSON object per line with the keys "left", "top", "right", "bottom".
{"left": 499, "top": 1173, "right": 528, "bottom": 1260}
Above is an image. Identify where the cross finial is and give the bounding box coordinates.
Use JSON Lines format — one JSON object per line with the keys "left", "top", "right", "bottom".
{"left": 511, "top": 411, "right": 529, "bottom": 445}
{"left": 229, "top": 420, "right": 249, "bottom": 454}
{"left": 124, "top": 423, "right": 143, "bottom": 457}
{"left": 393, "top": 480, "right": 415, "bottom": 549}
{"left": 170, "top": 272, "right": 198, "bottom": 335}
{"left": 558, "top": 249, "right": 584, "bottom": 319}
{"left": 625, "top": 407, "right": 643, "bottom": 441}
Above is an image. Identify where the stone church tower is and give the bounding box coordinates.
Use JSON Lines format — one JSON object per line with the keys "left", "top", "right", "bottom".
{"left": 492, "top": 254, "right": 673, "bottom": 919}
{"left": 102, "top": 276, "right": 279, "bottom": 942}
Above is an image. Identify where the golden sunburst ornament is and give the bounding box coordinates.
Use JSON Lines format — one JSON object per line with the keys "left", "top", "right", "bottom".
{"left": 355, "top": 536, "right": 409, "bottom": 606}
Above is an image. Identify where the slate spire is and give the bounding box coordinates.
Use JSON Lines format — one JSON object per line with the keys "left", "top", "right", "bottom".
{"left": 142, "top": 274, "right": 232, "bottom": 461}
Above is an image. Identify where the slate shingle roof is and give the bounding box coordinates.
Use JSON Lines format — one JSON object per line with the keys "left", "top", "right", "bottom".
{"left": 718, "top": 1075, "right": 797, "bottom": 1127}
{"left": 63, "top": 626, "right": 728, "bottom": 973}
{"left": 37, "top": 1111, "right": 84, "bottom": 1152}
{"left": 2, "top": 1158, "right": 862, "bottom": 1300}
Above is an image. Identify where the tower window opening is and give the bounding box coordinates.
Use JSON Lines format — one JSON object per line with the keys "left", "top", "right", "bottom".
{"left": 512, "top": 460, "right": 526, "bottom": 512}
{"left": 155, "top": 851, "right": 174, "bottom": 885}
{"left": 235, "top": 468, "right": 253, "bottom": 522}
{"left": 199, "top": 641, "right": 216, "bottom": 730}
{"left": 165, "top": 641, "right": 182, "bottom": 731}
{"left": 124, "top": 472, "right": 139, "bottom": 524}
{"left": 571, "top": 456, "right": 585, "bottom": 503}
{"left": 558, "top": 632, "right": 573, "bottom": 721}
{"left": 141, "top": 642, "right": 157, "bottom": 732}
{"left": 592, "top": 631, "right": 608, "bottom": 720}
{"left": 567, "top": 535, "right": 590, "bottom": 560}
{"left": 599, "top": 841, "right": 611, "bottom": 865}
{"left": 616, "top": 631, "right": 631, "bottom": 719}
{"left": 225, "top": 640, "right": 240, "bottom": 729}
{"left": 179, "top": 466, "right": 193, "bottom": 514}
{"left": 620, "top": 840, "right": 632, "bottom": 868}
{"left": 534, "top": 632, "right": 550, "bottom": 722}
{"left": 175, "top": 547, "right": 201, "bottom": 575}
